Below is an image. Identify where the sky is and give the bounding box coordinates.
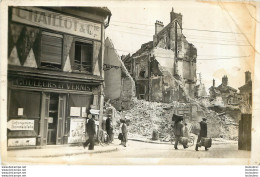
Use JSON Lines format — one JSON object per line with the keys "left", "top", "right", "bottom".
{"left": 104, "top": 1, "right": 255, "bottom": 92}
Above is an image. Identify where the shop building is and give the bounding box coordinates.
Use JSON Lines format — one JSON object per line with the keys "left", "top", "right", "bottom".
{"left": 7, "top": 7, "right": 111, "bottom": 148}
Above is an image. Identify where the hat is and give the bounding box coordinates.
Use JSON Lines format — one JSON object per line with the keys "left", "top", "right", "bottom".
{"left": 184, "top": 123, "right": 187, "bottom": 125}
{"left": 202, "top": 117, "right": 207, "bottom": 121}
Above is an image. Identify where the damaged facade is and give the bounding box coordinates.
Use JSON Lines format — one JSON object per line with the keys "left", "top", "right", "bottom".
{"left": 208, "top": 73, "right": 253, "bottom": 123}
{"left": 238, "top": 71, "right": 252, "bottom": 114}
{"left": 104, "top": 37, "right": 135, "bottom": 111}
{"left": 123, "top": 8, "right": 197, "bottom": 104}
{"left": 209, "top": 76, "right": 239, "bottom": 107}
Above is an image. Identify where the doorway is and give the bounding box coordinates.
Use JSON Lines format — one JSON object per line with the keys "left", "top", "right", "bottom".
{"left": 47, "top": 93, "right": 59, "bottom": 145}
{"left": 40, "top": 93, "right": 66, "bottom": 146}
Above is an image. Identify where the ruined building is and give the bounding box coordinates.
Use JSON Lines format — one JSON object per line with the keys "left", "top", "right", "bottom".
{"left": 209, "top": 76, "right": 239, "bottom": 107}
{"left": 238, "top": 71, "right": 252, "bottom": 113}
{"left": 104, "top": 37, "right": 135, "bottom": 111}
{"left": 123, "top": 8, "right": 197, "bottom": 103}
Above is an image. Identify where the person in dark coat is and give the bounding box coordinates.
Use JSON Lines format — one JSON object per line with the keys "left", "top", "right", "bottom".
{"left": 121, "top": 119, "right": 128, "bottom": 147}
{"left": 173, "top": 117, "right": 188, "bottom": 150}
{"left": 83, "top": 114, "right": 96, "bottom": 150}
{"left": 106, "top": 115, "right": 114, "bottom": 143}
{"left": 195, "top": 117, "right": 208, "bottom": 151}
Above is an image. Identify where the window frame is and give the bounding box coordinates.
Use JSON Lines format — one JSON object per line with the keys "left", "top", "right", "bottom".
{"left": 72, "top": 38, "right": 94, "bottom": 74}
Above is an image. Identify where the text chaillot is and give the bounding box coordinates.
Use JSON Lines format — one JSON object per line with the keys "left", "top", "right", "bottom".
{"left": 12, "top": 7, "right": 102, "bottom": 40}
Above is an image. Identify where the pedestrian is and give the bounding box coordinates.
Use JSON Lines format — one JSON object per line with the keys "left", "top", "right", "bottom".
{"left": 195, "top": 117, "right": 208, "bottom": 151}
{"left": 83, "top": 114, "right": 96, "bottom": 150}
{"left": 106, "top": 115, "right": 114, "bottom": 143}
{"left": 121, "top": 119, "right": 128, "bottom": 147}
{"left": 173, "top": 116, "right": 188, "bottom": 150}
{"left": 183, "top": 123, "right": 189, "bottom": 138}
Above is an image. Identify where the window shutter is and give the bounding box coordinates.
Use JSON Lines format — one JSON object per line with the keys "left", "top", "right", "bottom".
{"left": 41, "top": 32, "right": 62, "bottom": 65}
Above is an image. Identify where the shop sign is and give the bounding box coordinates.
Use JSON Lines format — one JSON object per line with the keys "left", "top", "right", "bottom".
{"left": 13, "top": 78, "right": 92, "bottom": 92}
{"left": 90, "top": 109, "right": 100, "bottom": 115}
{"left": 68, "top": 118, "right": 86, "bottom": 143}
{"left": 7, "top": 120, "right": 34, "bottom": 131}
{"left": 8, "top": 138, "right": 36, "bottom": 147}
{"left": 12, "top": 7, "right": 101, "bottom": 40}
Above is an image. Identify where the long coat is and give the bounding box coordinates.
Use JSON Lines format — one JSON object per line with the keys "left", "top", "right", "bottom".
{"left": 121, "top": 123, "right": 128, "bottom": 142}
{"left": 87, "top": 118, "right": 96, "bottom": 137}
{"left": 106, "top": 118, "right": 112, "bottom": 131}
{"left": 174, "top": 121, "right": 184, "bottom": 137}
{"left": 199, "top": 121, "right": 207, "bottom": 137}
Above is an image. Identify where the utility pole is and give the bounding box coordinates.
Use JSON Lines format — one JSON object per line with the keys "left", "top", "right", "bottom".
{"left": 197, "top": 72, "right": 202, "bottom": 84}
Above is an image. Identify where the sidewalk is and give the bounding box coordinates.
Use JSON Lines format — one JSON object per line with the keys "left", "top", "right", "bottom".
{"left": 7, "top": 141, "right": 122, "bottom": 158}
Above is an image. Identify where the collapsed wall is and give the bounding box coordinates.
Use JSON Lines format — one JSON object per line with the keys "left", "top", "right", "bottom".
{"left": 116, "top": 98, "right": 238, "bottom": 140}
{"left": 115, "top": 63, "right": 238, "bottom": 140}
{"left": 104, "top": 37, "right": 135, "bottom": 111}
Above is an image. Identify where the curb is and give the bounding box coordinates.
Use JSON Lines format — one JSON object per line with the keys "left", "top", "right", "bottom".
{"left": 128, "top": 138, "right": 171, "bottom": 145}
{"left": 26, "top": 147, "right": 119, "bottom": 158}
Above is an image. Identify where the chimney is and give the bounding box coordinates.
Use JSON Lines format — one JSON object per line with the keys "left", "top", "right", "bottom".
{"left": 155, "top": 20, "right": 164, "bottom": 35}
{"left": 245, "top": 71, "right": 251, "bottom": 83}
{"left": 213, "top": 79, "right": 215, "bottom": 87}
{"left": 222, "top": 75, "right": 228, "bottom": 87}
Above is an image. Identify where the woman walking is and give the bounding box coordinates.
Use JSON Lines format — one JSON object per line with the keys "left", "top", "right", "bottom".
{"left": 121, "top": 119, "right": 128, "bottom": 147}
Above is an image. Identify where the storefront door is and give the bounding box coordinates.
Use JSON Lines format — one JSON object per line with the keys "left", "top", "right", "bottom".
{"left": 40, "top": 93, "right": 66, "bottom": 145}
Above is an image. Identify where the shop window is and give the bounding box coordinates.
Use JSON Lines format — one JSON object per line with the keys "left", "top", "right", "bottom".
{"left": 68, "top": 94, "right": 93, "bottom": 117}
{"left": 9, "top": 90, "right": 41, "bottom": 118}
{"left": 40, "top": 31, "right": 63, "bottom": 69}
{"left": 73, "top": 41, "right": 93, "bottom": 73}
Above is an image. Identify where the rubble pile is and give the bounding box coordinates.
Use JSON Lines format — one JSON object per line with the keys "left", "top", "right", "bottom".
{"left": 113, "top": 97, "right": 238, "bottom": 141}
{"left": 116, "top": 98, "right": 179, "bottom": 137}
{"left": 202, "top": 109, "right": 238, "bottom": 140}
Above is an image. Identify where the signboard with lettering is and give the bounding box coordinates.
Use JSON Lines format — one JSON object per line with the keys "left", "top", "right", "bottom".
{"left": 68, "top": 118, "right": 86, "bottom": 143}
{"left": 7, "top": 120, "right": 34, "bottom": 131}
{"left": 12, "top": 78, "right": 93, "bottom": 92}
{"left": 12, "top": 7, "right": 102, "bottom": 40}
{"left": 8, "top": 138, "right": 36, "bottom": 147}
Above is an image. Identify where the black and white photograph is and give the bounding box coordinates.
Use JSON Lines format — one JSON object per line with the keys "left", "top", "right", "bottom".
{"left": 0, "top": 0, "right": 260, "bottom": 167}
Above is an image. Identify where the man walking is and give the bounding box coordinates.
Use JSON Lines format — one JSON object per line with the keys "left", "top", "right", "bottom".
{"left": 195, "top": 117, "right": 208, "bottom": 151}
{"left": 83, "top": 114, "right": 96, "bottom": 150}
{"left": 106, "top": 115, "right": 114, "bottom": 143}
{"left": 174, "top": 116, "right": 188, "bottom": 150}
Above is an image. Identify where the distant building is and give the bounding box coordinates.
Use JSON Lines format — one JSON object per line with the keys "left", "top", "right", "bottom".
{"left": 238, "top": 71, "right": 252, "bottom": 113}
{"left": 209, "top": 76, "right": 239, "bottom": 106}
{"left": 123, "top": 8, "right": 197, "bottom": 103}
{"left": 195, "top": 83, "right": 207, "bottom": 98}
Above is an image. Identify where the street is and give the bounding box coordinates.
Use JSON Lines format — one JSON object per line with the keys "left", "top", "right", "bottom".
{"left": 70, "top": 140, "right": 250, "bottom": 159}
{"left": 4, "top": 139, "right": 250, "bottom": 165}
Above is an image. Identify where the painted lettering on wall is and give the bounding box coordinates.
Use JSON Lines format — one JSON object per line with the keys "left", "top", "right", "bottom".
{"left": 13, "top": 78, "right": 93, "bottom": 92}
{"left": 12, "top": 7, "right": 101, "bottom": 40}
{"left": 7, "top": 120, "right": 34, "bottom": 131}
